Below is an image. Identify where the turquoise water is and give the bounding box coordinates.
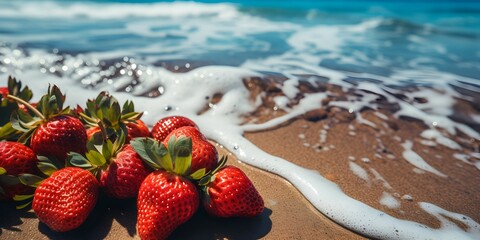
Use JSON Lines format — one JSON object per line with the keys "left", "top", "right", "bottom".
{"left": 0, "top": 0, "right": 479, "bottom": 83}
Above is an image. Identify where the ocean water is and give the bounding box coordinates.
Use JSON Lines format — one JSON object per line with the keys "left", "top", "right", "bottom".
{"left": 1, "top": 0, "right": 480, "bottom": 239}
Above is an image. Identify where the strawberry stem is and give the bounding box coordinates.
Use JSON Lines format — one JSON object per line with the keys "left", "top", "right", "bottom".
{"left": 7, "top": 94, "right": 45, "bottom": 120}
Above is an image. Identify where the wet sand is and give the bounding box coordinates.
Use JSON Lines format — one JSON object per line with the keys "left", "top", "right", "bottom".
{"left": 1, "top": 80, "right": 479, "bottom": 239}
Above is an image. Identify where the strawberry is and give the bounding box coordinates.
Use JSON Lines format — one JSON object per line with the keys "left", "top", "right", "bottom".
{"left": 69, "top": 130, "right": 151, "bottom": 199}
{"left": 32, "top": 167, "right": 99, "bottom": 232}
{"left": 200, "top": 160, "right": 264, "bottom": 218}
{"left": 30, "top": 115, "right": 87, "bottom": 161}
{"left": 0, "top": 141, "right": 38, "bottom": 200}
{"left": 10, "top": 85, "right": 87, "bottom": 163}
{"left": 126, "top": 119, "right": 150, "bottom": 142}
{"left": 79, "top": 92, "right": 149, "bottom": 143}
{"left": 163, "top": 126, "right": 218, "bottom": 174}
{"left": 137, "top": 170, "right": 199, "bottom": 240}
{"left": 99, "top": 144, "right": 151, "bottom": 198}
{"left": 151, "top": 116, "right": 197, "bottom": 142}
{"left": 0, "top": 87, "right": 8, "bottom": 98}
{"left": 132, "top": 136, "right": 203, "bottom": 240}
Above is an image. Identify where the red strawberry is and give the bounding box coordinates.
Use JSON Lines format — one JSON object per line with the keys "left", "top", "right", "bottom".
{"left": 99, "top": 144, "right": 152, "bottom": 198}
{"left": 0, "top": 142, "right": 37, "bottom": 175}
{"left": 69, "top": 127, "right": 152, "bottom": 199}
{"left": 202, "top": 165, "right": 264, "bottom": 218}
{"left": 0, "top": 87, "right": 8, "bottom": 98}
{"left": 137, "top": 170, "right": 199, "bottom": 240}
{"left": 163, "top": 126, "right": 217, "bottom": 174}
{"left": 86, "top": 126, "right": 100, "bottom": 139}
{"left": 32, "top": 167, "right": 99, "bottom": 232}
{"left": 31, "top": 115, "right": 87, "bottom": 162}
{"left": 0, "top": 141, "right": 38, "bottom": 200}
{"left": 132, "top": 136, "right": 207, "bottom": 239}
{"left": 126, "top": 119, "right": 150, "bottom": 141}
{"left": 11, "top": 85, "right": 87, "bottom": 163}
{"left": 151, "top": 116, "right": 197, "bottom": 142}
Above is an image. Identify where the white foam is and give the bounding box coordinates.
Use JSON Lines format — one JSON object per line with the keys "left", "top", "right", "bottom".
{"left": 349, "top": 162, "right": 370, "bottom": 182}
{"left": 421, "top": 129, "right": 461, "bottom": 150}
{"left": 379, "top": 192, "right": 400, "bottom": 209}
{"left": 419, "top": 202, "right": 480, "bottom": 238}
{"left": 453, "top": 153, "right": 472, "bottom": 165}
{"left": 401, "top": 140, "right": 447, "bottom": 177}
{"left": 2, "top": 60, "right": 480, "bottom": 239}
{"left": 370, "top": 168, "right": 393, "bottom": 190}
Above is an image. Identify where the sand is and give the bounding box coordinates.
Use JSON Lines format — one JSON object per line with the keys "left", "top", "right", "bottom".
{"left": 1, "top": 81, "right": 479, "bottom": 239}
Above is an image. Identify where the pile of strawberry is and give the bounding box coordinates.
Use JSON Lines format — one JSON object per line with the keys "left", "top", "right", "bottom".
{"left": 0, "top": 77, "right": 264, "bottom": 239}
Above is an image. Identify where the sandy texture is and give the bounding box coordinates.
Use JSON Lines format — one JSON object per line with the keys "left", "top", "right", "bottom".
{"left": 0, "top": 144, "right": 364, "bottom": 240}
{"left": 1, "top": 93, "right": 479, "bottom": 239}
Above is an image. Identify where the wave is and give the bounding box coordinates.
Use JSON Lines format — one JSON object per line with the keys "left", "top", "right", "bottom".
{"left": 376, "top": 18, "right": 480, "bottom": 39}
{"left": 0, "top": 1, "right": 240, "bottom": 20}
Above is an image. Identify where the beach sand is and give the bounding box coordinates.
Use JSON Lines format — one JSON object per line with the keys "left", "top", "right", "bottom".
{"left": 1, "top": 79, "right": 479, "bottom": 239}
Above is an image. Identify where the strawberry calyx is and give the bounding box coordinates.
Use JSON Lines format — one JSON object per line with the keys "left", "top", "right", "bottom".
{"left": 198, "top": 155, "right": 228, "bottom": 187}
{"left": 80, "top": 92, "right": 143, "bottom": 140}
{"left": 197, "top": 155, "right": 228, "bottom": 205}
{"left": 131, "top": 137, "right": 206, "bottom": 180}
{"left": 0, "top": 76, "right": 33, "bottom": 140}
{"left": 67, "top": 126, "right": 126, "bottom": 177}
{"left": 9, "top": 85, "right": 72, "bottom": 144}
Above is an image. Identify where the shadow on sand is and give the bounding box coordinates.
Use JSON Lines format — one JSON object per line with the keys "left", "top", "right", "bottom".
{"left": 1, "top": 193, "right": 272, "bottom": 239}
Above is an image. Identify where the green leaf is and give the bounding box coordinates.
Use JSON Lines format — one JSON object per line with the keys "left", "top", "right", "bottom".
{"left": 102, "top": 139, "right": 113, "bottom": 161}
{"left": 68, "top": 152, "right": 93, "bottom": 169}
{"left": 17, "top": 128, "right": 35, "bottom": 145}
{"left": 174, "top": 153, "right": 191, "bottom": 175}
{"left": 0, "top": 167, "right": 6, "bottom": 175}
{"left": 121, "top": 112, "right": 143, "bottom": 121}
{"left": 37, "top": 162, "right": 57, "bottom": 176}
{"left": 16, "top": 200, "right": 33, "bottom": 210}
{"left": 131, "top": 138, "right": 162, "bottom": 170}
{"left": 122, "top": 100, "right": 135, "bottom": 114}
{"left": 37, "top": 155, "right": 63, "bottom": 171}
{"left": 86, "top": 150, "right": 107, "bottom": 167}
{"left": 86, "top": 100, "right": 97, "bottom": 118}
{"left": 13, "top": 194, "right": 33, "bottom": 201}
{"left": 51, "top": 85, "right": 66, "bottom": 111}
{"left": 190, "top": 168, "right": 206, "bottom": 180}
{"left": 111, "top": 125, "right": 126, "bottom": 154}
{"left": 130, "top": 138, "right": 151, "bottom": 160}
{"left": 18, "top": 174, "right": 44, "bottom": 188}
{"left": 158, "top": 142, "right": 173, "bottom": 171}
{"left": 173, "top": 136, "right": 192, "bottom": 175}
{"left": 10, "top": 112, "right": 30, "bottom": 132}
{"left": 199, "top": 175, "right": 214, "bottom": 187}
{"left": 19, "top": 86, "right": 33, "bottom": 102}
{"left": 60, "top": 106, "right": 71, "bottom": 115}
{"left": 167, "top": 135, "right": 177, "bottom": 162}
{"left": 0, "top": 174, "right": 20, "bottom": 185}
{"left": 0, "top": 122, "right": 22, "bottom": 141}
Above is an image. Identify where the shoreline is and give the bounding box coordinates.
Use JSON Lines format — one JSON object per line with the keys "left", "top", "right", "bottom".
{"left": 0, "top": 64, "right": 479, "bottom": 239}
